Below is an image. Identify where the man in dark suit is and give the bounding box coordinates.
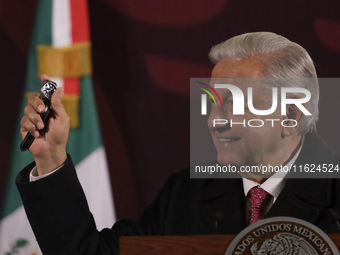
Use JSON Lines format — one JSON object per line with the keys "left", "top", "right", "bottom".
{"left": 17, "top": 32, "right": 340, "bottom": 255}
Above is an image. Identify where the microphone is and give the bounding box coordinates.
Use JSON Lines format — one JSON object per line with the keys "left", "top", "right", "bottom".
{"left": 328, "top": 208, "right": 340, "bottom": 233}
{"left": 20, "top": 80, "right": 58, "bottom": 151}
{"left": 214, "top": 210, "right": 224, "bottom": 234}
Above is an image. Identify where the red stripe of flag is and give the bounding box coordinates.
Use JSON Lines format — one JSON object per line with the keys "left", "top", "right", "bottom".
{"left": 70, "top": 0, "right": 90, "bottom": 43}
{"left": 63, "top": 78, "right": 80, "bottom": 95}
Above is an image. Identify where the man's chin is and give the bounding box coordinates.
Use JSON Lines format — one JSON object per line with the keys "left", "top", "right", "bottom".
{"left": 237, "top": 171, "right": 272, "bottom": 180}
{"left": 216, "top": 155, "right": 241, "bottom": 167}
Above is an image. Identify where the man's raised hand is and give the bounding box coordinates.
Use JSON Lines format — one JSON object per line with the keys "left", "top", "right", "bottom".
{"left": 20, "top": 74, "right": 70, "bottom": 176}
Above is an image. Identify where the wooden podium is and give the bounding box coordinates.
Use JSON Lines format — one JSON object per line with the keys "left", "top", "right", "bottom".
{"left": 120, "top": 234, "right": 340, "bottom": 254}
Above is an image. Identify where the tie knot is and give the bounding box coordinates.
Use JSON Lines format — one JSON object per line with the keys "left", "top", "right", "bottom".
{"left": 249, "top": 186, "right": 269, "bottom": 206}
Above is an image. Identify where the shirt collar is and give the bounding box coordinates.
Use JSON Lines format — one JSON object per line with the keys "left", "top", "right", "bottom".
{"left": 243, "top": 138, "right": 303, "bottom": 199}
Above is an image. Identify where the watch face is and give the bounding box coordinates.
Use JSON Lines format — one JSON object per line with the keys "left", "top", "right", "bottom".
{"left": 41, "top": 81, "right": 57, "bottom": 100}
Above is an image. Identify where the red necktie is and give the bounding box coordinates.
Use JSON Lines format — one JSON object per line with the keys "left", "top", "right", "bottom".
{"left": 249, "top": 186, "right": 271, "bottom": 225}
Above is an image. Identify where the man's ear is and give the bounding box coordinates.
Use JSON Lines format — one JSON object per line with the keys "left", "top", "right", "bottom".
{"left": 282, "top": 102, "right": 305, "bottom": 137}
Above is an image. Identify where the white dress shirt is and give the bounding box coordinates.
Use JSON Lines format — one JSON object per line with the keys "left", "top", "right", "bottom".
{"left": 243, "top": 143, "right": 302, "bottom": 224}
{"left": 30, "top": 166, "right": 62, "bottom": 182}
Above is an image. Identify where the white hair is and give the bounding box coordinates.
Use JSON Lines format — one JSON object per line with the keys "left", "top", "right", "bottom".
{"left": 209, "top": 32, "right": 319, "bottom": 135}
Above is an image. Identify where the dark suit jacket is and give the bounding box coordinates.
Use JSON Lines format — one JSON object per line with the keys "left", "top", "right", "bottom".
{"left": 16, "top": 132, "right": 340, "bottom": 255}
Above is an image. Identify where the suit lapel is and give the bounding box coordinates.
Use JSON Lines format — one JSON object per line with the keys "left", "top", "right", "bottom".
{"left": 266, "top": 182, "right": 320, "bottom": 223}
{"left": 266, "top": 178, "right": 332, "bottom": 224}
{"left": 266, "top": 133, "right": 334, "bottom": 223}
{"left": 199, "top": 178, "right": 246, "bottom": 234}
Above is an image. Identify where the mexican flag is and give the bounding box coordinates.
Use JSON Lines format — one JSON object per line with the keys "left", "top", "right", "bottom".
{"left": 0, "top": 0, "right": 116, "bottom": 254}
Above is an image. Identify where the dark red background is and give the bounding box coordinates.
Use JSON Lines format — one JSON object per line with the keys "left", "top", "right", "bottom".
{"left": 1, "top": 0, "right": 340, "bottom": 220}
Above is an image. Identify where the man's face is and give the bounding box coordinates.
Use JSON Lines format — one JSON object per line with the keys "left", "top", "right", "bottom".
{"left": 208, "top": 59, "right": 288, "bottom": 169}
